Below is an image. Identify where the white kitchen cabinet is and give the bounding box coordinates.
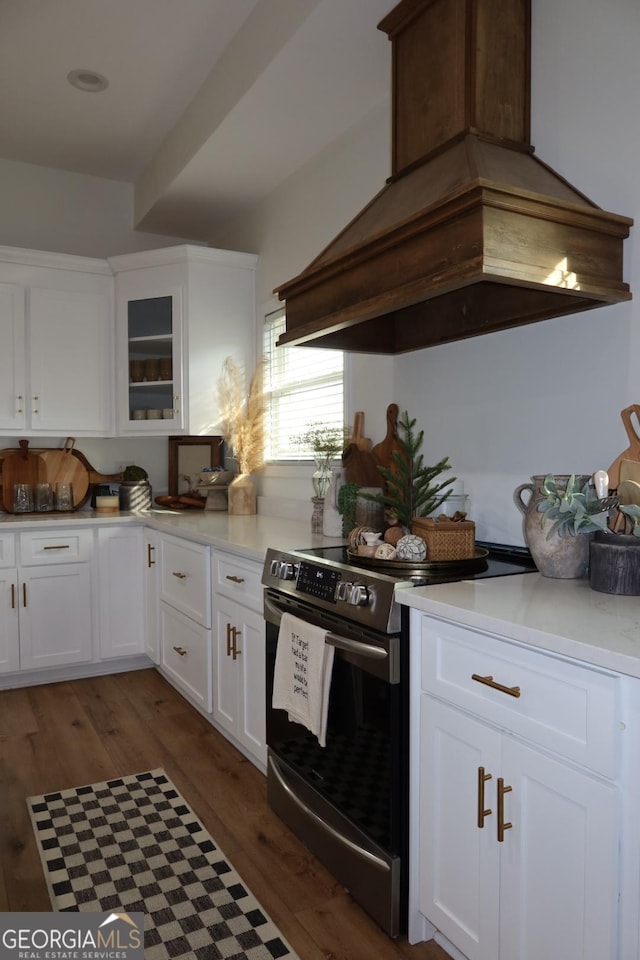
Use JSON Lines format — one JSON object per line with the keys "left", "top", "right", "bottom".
{"left": 0, "top": 247, "right": 113, "bottom": 436}
{"left": 0, "top": 533, "right": 20, "bottom": 672}
{"left": 410, "top": 613, "right": 620, "bottom": 960}
{"left": 0, "top": 528, "right": 93, "bottom": 672}
{"left": 143, "top": 528, "right": 159, "bottom": 663}
{"left": 96, "top": 526, "right": 144, "bottom": 659}
{"left": 109, "top": 245, "right": 257, "bottom": 436}
{"left": 157, "top": 532, "right": 212, "bottom": 711}
{"left": 212, "top": 550, "right": 266, "bottom": 768}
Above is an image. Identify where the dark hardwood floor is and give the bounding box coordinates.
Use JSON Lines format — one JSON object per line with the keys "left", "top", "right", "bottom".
{"left": 0, "top": 668, "right": 449, "bottom": 960}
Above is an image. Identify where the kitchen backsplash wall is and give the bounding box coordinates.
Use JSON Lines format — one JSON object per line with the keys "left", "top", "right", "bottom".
{"left": 207, "top": 0, "right": 640, "bottom": 546}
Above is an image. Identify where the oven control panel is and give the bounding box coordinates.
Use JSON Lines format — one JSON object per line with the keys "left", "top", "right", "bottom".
{"left": 296, "top": 560, "right": 341, "bottom": 603}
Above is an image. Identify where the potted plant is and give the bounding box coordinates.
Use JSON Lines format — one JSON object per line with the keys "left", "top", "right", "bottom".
{"left": 590, "top": 502, "right": 640, "bottom": 595}
{"left": 119, "top": 464, "right": 151, "bottom": 511}
{"left": 517, "top": 473, "right": 617, "bottom": 580}
{"left": 363, "top": 410, "right": 453, "bottom": 528}
{"left": 218, "top": 357, "right": 266, "bottom": 514}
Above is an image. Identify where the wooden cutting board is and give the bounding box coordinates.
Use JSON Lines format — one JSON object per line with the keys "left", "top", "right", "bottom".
{"left": 1, "top": 440, "right": 123, "bottom": 511}
{"left": 608, "top": 405, "right": 640, "bottom": 489}
{"left": 372, "top": 403, "right": 402, "bottom": 470}
{"left": 1, "top": 440, "right": 47, "bottom": 512}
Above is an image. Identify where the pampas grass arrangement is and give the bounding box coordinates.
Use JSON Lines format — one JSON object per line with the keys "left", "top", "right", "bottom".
{"left": 218, "top": 356, "right": 266, "bottom": 476}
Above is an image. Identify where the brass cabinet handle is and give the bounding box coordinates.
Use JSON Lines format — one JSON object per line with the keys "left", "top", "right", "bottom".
{"left": 16, "top": 395, "right": 23, "bottom": 414}
{"left": 471, "top": 673, "right": 521, "bottom": 699}
{"left": 477, "top": 766, "right": 492, "bottom": 828}
{"left": 23, "top": 583, "right": 27, "bottom": 607}
{"left": 11, "top": 583, "right": 15, "bottom": 609}
{"left": 497, "top": 777, "right": 513, "bottom": 842}
{"left": 173, "top": 645, "right": 187, "bottom": 657}
{"left": 147, "top": 543, "right": 155, "bottom": 567}
{"left": 172, "top": 571, "right": 187, "bottom": 579}
{"left": 231, "top": 626, "right": 242, "bottom": 660}
{"left": 43, "top": 544, "right": 70, "bottom": 550}
{"left": 226, "top": 622, "right": 233, "bottom": 657}
{"left": 225, "top": 575, "right": 245, "bottom": 584}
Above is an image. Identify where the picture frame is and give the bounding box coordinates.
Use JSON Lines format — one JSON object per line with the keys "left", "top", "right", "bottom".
{"left": 168, "top": 435, "right": 225, "bottom": 496}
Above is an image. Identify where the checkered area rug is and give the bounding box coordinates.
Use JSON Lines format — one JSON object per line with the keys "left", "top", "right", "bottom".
{"left": 27, "top": 768, "right": 299, "bottom": 960}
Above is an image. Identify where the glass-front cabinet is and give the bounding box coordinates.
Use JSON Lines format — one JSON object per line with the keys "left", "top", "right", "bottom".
{"left": 125, "top": 291, "right": 183, "bottom": 432}
{"left": 110, "top": 245, "right": 257, "bottom": 437}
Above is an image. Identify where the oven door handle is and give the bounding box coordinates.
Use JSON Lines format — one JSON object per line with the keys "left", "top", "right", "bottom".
{"left": 268, "top": 754, "right": 391, "bottom": 873}
{"left": 264, "top": 596, "right": 388, "bottom": 662}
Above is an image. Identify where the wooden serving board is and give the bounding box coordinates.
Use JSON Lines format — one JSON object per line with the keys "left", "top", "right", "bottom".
{"left": 1, "top": 440, "right": 123, "bottom": 512}
{"left": 1, "top": 441, "right": 47, "bottom": 512}
{"left": 608, "top": 405, "right": 640, "bottom": 489}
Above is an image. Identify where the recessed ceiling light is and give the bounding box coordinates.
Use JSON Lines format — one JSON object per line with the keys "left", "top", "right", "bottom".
{"left": 67, "top": 69, "right": 109, "bottom": 93}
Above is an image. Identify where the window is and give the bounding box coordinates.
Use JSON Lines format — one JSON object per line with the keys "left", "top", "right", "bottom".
{"left": 263, "top": 307, "right": 344, "bottom": 461}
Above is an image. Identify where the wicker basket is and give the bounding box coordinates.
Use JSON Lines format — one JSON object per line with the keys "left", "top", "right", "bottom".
{"left": 411, "top": 516, "right": 476, "bottom": 561}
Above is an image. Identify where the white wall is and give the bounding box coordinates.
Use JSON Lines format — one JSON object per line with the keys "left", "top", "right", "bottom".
{"left": 206, "top": 0, "right": 640, "bottom": 543}
{"left": 0, "top": 159, "right": 194, "bottom": 498}
{"left": 0, "top": 158, "right": 194, "bottom": 259}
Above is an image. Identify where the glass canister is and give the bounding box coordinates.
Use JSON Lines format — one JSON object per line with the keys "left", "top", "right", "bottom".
{"left": 13, "top": 483, "right": 34, "bottom": 513}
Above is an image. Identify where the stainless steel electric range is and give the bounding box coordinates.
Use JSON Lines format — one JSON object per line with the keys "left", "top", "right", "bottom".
{"left": 262, "top": 541, "right": 536, "bottom": 937}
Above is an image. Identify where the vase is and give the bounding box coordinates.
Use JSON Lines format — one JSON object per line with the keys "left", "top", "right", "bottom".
{"left": 312, "top": 458, "right": 333, "bottom": 499}
{"left": 589, "top": 531, "right": 640, "bottom": 595}
{"left": 228, "top": 473, "right": 256, "bottom": 515}
{"left": 514, "top": 474, "right": 592, "bottom": 578}
{"left": 322, "top": 466, "right": 345, "bottom": 537}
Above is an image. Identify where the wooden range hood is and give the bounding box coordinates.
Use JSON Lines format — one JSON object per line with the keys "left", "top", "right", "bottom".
{"left": 274, "top": 0, "right": 632, "bottom": 353}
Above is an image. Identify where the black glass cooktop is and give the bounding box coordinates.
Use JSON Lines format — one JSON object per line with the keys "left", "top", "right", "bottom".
{"left": 294, "top": 540, "right": 536, "bottom": 586}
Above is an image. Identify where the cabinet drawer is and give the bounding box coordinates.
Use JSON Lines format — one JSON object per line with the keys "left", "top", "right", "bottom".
{"left": 213, "top": 551, "right": 262, "bottom": 612}
{"left": 160, "top": 601, "right": 212, "bottom": 712}
{"left": 19, "top": 528, "right": 93, "bottom": 564}
{"left": 159, "top": 534, "right": 210, "bottom": 627}
{"left": 0, "top": 533, "right": 16, "bottom": 568}
{"left": 420, "top": 615, "right": 619, "bottom": 778}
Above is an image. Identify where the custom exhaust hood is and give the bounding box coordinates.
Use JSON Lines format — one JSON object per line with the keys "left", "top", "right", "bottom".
{"left": 274, "top": 0, "right": 632, "bottom": 354}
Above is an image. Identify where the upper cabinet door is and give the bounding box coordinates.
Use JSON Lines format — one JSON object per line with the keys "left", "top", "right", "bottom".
{"left": 0, "top": 282, "right": 26, "bottom": 431}
{"left": 28, "top": 286, "right": 112, "bottom": 434}
{"left": 117, "top": 285, "right": 185, "bottom": 435}
{"left": 111, "top": 245, "right": 257, "bottom": 437}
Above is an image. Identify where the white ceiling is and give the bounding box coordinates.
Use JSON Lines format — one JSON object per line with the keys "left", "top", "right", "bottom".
{"left": 0, "top": 0, "right": 394, "bottom": 240}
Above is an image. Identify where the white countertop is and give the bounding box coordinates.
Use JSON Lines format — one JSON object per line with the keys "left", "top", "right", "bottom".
{"left": 0, "top": 509, "right": 342, "bottom": 562}
{"left": 397, "top": 572, "right": 640, "bottom": 679}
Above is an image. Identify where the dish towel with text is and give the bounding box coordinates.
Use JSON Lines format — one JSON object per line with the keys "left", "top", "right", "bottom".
{"left": 272, "top": 612, "right": 335, "bottom": 748}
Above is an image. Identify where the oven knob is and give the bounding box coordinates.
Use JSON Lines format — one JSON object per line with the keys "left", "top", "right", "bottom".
{"left": 336, "top": 580, "right": 351, "bottom": 601}
{"left": 277, "top": 561, "right": 298, "bottom": 580}
{"left": 348, "top": 583, "right": 370, "bottom": 607}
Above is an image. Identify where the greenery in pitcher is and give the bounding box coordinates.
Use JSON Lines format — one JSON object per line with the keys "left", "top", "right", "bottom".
{"left": 537, "top": 474, "right": 611, "bottom": 538}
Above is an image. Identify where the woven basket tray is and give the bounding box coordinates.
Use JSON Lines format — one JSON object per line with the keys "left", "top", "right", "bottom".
{"left": 411, "top": 517, "right": 476, "bottom": 561}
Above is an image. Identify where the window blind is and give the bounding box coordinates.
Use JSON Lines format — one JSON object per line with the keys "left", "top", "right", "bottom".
{"left": 263, "top": 308, "right": 344, "bottom": 461}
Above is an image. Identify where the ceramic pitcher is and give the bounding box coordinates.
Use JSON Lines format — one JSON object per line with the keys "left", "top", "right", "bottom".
{"left": 514, "top": 474, "right": 592, "bottom": 578}
{"left": 322, "top": 465, "right": 344, "bottom": 537}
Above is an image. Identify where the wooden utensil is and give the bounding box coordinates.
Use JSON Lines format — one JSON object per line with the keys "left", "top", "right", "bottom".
{"left": 347, "top": 412, "right": 371, "bottom": 451}
{"left": 342, "top": 443, "right": 384, "bottom": 486}
{"left": 1, "top": 440, "right": 47, "bottom": 512}
{"left": 372, "top": 403, "right": 402, "bottom": 470}
{"left": 608, "top": 405, "right": 640, "bottom": 489}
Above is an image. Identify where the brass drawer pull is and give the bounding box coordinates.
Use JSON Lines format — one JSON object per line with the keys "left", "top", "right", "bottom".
{"left": 497, "top": 777, "right": 513, "bottom": 842}
{"left": 172, "top": 571, "right": 187, "bottom": 579}
{"left": 226, "top": 575, "right": 245, "bottom": 584}
{"left": 472, "top": 673, "right": 521, "bottom": 698}
{"left": 477, "top": 766, "right": 492, "bottom": 828}
{"left": 173, "top": 645, "right": 187, "bottom": 657}
{"left": 43, "top": 544, "right": 70, "bottom": 550}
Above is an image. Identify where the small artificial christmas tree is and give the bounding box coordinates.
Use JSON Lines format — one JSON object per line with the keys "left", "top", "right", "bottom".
{"left": 371, "top": 410, "right": 454, "bottom": 528}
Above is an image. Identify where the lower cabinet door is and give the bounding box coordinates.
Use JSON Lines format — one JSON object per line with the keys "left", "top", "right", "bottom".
{"left": 419, "top": 696, "right": 501, "bottom": 960}
{"left": 213, "top": 595, "right": 266, "bottom": 766}
{"left": 0, "top": 570, "right": 20, "bottom": 672}
{"left": 160, "top": 601, "right": 212, "bottom": 712}
{"left": 97, "top": 526, "right": 144, "bottom": 659}
{"left": 499, "top": 738, "right": 618, "bottom": 960}
{"left": 19, "top": 564, "right": 92, "bottom": 670}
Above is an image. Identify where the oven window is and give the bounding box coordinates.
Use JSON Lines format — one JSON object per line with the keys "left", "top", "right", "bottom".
{"left": 266, "top": 621, "right": 405, "bottom": 853}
